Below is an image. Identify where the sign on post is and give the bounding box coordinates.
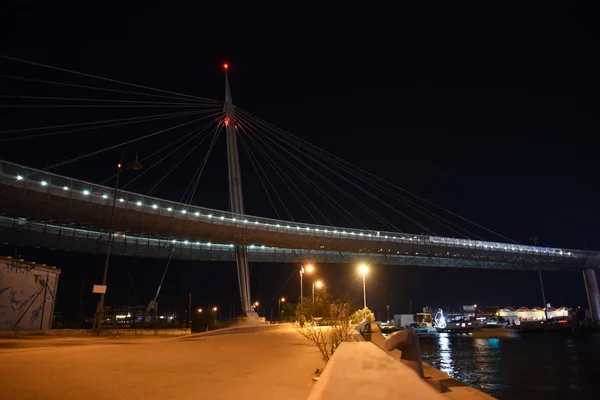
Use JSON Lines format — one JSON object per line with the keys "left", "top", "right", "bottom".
{"left": 92, "top": 285, "right": 107, "bottom": 294}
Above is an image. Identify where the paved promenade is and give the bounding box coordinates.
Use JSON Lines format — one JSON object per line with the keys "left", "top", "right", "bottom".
{"left": 0, "top": 327, "right": 323, "bottom": 400}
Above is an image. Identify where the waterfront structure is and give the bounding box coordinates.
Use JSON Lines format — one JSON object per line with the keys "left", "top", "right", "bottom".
{"left": 497, "top": 306, "right": 570, "bottom": 324}
{"left": 0, "top": 256, "right": 61, "bottom": 330}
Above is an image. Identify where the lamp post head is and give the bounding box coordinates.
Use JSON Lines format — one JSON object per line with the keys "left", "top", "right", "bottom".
{"left": 212, "top": 307, "right": 218, "bottom": 312}
{"left": 305, "top": 264, "right": 314, "bottom": 273}
{"left": 359, "top": 264, "right": 369, "bottom": 276}
{"left": 254, "top": 301, "right": 259, "bottom": 307}
{"left": 281, "top": 297, "right": 286, "bottom": 302}
{"left": 197, "top": 308, "right": 203, "bottom": 313}
{"left": 315, "top": 280, "right": 324, "bottom": 289}
{"left": 128, "top": 159, "right": 143, "bottom": 171}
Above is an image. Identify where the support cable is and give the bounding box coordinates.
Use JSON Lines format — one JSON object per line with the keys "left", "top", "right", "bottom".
{"left": 0, "top": 109, "right": 215, "bottom": 142}
{"left": 145, "top": 118, "right": 222, "bottom": 196}
{"left": 0, "top": 74, "right": 215, "bottom": 105}
{"left": 251, "top": 117, "right": 477, "bottom": 238}
{"left": 254, "top": 117, "right": 479, "bottom": 239}
{"left": 238, "top": 120, "right": 334, "bottom": 226}
{"left": 41, "top": 111, "right": 222, "bottom": 171}
{"left": 184, "top": 125, "right": 223, "bottom": 204}
{"left": 121, "top": 121, "right": 218, "bottom": 190}
{"left": 238, "top": 132, "right": 294, "bottom": 220}
{"left": 0, "top": 94, "right": 218, "bottom": 106}
{"left": 0, "top": 55, "right": 218, "bottom": 103}
{"left": 236, "top": 113, "right": 401, "bottom": 231}
{"left": 99, "top": 118, "right": 219, "bottom": 185}
{"left": 237, "top": 107, "right": 516, "bottom": 243}
{"left": 237, "top": 133, "right": 282, "bottom": 219}
{"left": 178, "top": 123, "right": 221, "bottom": 204}
{"left": 0, "top": 104, "right": 214, "bottom": 108}
{"left": 236, "top": 121, "right": 319, "bottom": 224}
{"left": 0, "top": 108, "right": 209, "bottom": 135}
{"left": 236, "top": 117, "right": 364, "bottom": 229}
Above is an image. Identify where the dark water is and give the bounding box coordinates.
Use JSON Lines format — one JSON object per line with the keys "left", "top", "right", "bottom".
{"left": 419, "top": 332, "right": 600, "bottom": 399}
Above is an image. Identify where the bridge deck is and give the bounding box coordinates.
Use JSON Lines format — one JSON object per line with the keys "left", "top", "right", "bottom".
{"left": 1, "top": 160, "right": 596, "bottom": 269}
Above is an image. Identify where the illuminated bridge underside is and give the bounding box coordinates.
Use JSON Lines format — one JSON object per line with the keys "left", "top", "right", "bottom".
{"left": 0, "top": 218, "right": 545, "bottom": 270}
{"left": 1, "top": 161, "right": 598, "bottom": 270}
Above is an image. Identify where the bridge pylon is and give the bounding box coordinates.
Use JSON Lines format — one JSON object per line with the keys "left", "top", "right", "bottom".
{"left": 223, "top": 64, "right": 252, "bottom": 316}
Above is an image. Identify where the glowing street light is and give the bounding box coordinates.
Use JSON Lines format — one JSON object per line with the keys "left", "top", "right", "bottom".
{"left": 299, "top": 263, "right": 315, "bottom": 316}
{"left": 197, "top": 308, "right": 203, "bottom": 313}
{"left": 212, "top": 306, "right": 218, "bottom": 312}
{"left": 359, "top": 264, "right": 369, "bottom": 320}
{"left": 313, "top": 280, "right": 324, "bottom": 316}
{"left": 94, "top": 148, "right": 143, "bottom": 334}
{"left": 278, "top": 297, "right": 286, "bottom": 319}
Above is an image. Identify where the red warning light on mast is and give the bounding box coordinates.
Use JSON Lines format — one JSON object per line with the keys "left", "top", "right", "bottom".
{"left": 223, "top": 63, "right": 229, "bottom": 70}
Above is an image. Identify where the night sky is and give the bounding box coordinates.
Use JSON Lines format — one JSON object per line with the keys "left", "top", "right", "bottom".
{"left": 1, "top": 2, "right": 599, "bottom": 321}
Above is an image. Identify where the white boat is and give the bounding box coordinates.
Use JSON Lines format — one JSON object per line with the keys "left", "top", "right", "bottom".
{"left": 410, "top": 324, "right": 438, "bottom": 336}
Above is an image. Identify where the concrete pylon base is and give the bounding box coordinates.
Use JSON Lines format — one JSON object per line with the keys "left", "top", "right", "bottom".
{"left": 234, "top": 312, "right": 266, "bottom": 326}
{"left": 583, "top": 268, "right": 600, "bottom": 322}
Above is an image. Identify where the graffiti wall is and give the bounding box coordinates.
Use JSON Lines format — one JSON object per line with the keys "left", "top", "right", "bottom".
{"left": 0, "top": 257, "right": 61, "bottom": 331}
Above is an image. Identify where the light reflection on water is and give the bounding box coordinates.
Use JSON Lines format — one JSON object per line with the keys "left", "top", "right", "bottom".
{"left": 419, "top": 333, "right": 600, "bottom": 399}
{"left": 438, "top": 334, "right": 453, "bottom": 375}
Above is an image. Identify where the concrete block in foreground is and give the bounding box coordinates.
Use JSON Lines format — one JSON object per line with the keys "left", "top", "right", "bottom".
{"left": 307, "top": 341, "right": 443, "bottom": 400}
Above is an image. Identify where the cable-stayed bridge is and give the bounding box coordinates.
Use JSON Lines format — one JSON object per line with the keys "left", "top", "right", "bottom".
{"left": 1, "top": 56, "right": 599, "bottom": 320}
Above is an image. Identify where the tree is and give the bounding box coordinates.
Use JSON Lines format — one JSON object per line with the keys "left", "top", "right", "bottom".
{"left": 192, "top": 311, "right": 216, "bottom": 332}
{"left": 350, "top": 307, "right": 375, "bottom": 324}
{"left": 281, "top": 302, "right": 297, "bottom": 322}
{"left": 295, "top": 300, "right": 357, "bottom": 362}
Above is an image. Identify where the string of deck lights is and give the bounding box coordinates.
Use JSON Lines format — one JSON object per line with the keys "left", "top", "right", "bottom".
{"left": 10, "top": 172, "right": 575, "bottom": 257}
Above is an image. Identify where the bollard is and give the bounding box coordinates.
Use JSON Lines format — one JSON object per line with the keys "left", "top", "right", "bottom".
{"left": 355, "top": 320, "right": 373, "bottom": 341}
{"left": 384, "top": 330, "right": 424, "bottom": 378}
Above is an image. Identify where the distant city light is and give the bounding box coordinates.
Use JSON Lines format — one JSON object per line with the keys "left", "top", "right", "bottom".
{"left": 16, "top": 175, "right": 23, "bottom": 181}
{"left": 118, "top": 198, "right": 124, "bottom": 202}
{"left": 63, "top": 186, "right": 69, "bottom": 191}
{"left": 83, "top": 190, "right": 90, "bottom": 195}
{"left": 102, "top": 194, "right": 108, "bottom": 199}
{"left": 40, "top": 181, "right": 48, "bottom": 186}
{"left": 136, "top": 201, "right": 142, "bottom": 206}
{"left": 167, "top": 207, "right": 173, "bottom": 211}
{"left": 152, "top": 204, "right": 158, "bottom": 209}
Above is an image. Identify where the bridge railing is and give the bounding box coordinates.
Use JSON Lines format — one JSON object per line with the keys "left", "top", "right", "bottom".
{"left": 0, "top": 159, "right": 593, "bottom": 262}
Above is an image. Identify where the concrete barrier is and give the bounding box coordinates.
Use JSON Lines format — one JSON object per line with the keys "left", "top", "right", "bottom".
{"left": 101, "top": 329, "right": 191, "bottom": 337}
{"left": 0, "top": 329, "right": 92, "bottom": 337}
{"left": 369, "top": 324, "right": 495, "bottom": 399}
{"left": 182, "top": 323, "right": 292, "bottom": 339}
{"left": 307, "top": 341, "right": 443, "bottom": 400}
{"left": 0, "top": 328, "right": 191, "bottom": 337}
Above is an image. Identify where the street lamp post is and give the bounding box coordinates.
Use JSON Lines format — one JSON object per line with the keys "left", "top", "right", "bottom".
{"left": 254, "top": 301, "right": 259, "bottom": 316}
{"left": 278, "top": 297, "right": 286, "bottom": 320}
{"left": 94, "top": 149, "right": 143, "bottom": 334}
{"left": 299, "top": 264, "right": 314, "bottom": 316}
{"left": 312, "top": 280, "right": 323, "bottom": 317}
{"left": 359, "top": 264, "right": 369, "bottom": 321}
